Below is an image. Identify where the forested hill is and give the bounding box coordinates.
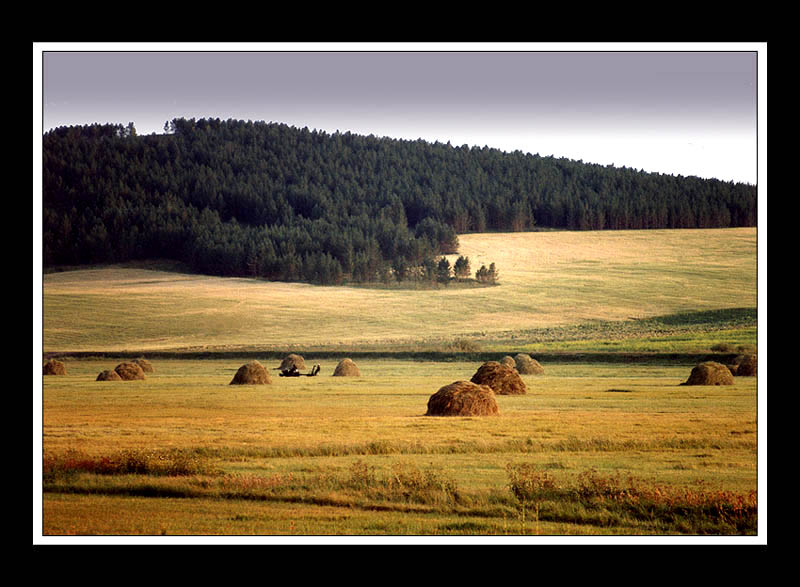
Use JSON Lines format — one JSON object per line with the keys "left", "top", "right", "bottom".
{"left": 42, "top": 117, "right": 757, "bottom": 285}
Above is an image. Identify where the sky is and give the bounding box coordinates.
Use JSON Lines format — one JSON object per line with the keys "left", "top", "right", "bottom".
{"left": 36, "top": 43, "right": 763, "bottom": 185}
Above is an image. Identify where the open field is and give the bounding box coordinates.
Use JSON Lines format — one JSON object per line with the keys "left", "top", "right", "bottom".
{"left": 37, "top": 228, "right": 761, "bottom": 540}
{"left": 40, "top": 358, "right": 757, "bottom": 537}
{"left": 41, "top": 227, "right": 758, "bottom": 354}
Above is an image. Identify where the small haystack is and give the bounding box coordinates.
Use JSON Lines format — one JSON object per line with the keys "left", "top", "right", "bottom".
{"left": 426, "top": 381, "right": 499, "bottom": 417}
{"left": 96, "top": 369, "right": 122, "bottom": 381}
{"left": 333, "top": 358, "right": 361, "bottom": 376}
{"left": 470, "top": 361, "right": 527, "bottom": 395}
{"left": 230, "top": 360, "right": 272, "bottom": 385}
{"left": 278, "top": 354, "right": 306, "bottom": 371}
{"left": 115, "top": 362, "right": 146, "bottom": 381}
{"left": 731, "top": 354, "right": 757, "bottom": 377}
{"left": 681, "top": 361, "right": 734, "bottom": 386}
{"left": 514, "top": 353, "right": 545, "bottom": 375}
{"left": 500, "top": 356, "right": 517, "bottom": 369}
{"left": 43, "top": 359, "right": 66, "bottom": 375}
{"left": 133, "top": 358, "right": 154, "bottom": 373}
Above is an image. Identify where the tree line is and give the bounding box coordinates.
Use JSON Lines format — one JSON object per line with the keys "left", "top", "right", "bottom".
{"left": 41, "top": 118, "right": 757, "bottom": 285}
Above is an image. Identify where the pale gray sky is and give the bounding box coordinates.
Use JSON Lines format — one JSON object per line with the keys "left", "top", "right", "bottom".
{"left": 37, "top": 43, "right": 762, "bottom": 184}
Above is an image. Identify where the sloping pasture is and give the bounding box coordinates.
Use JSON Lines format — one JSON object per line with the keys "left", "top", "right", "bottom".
{"left": 41, "top": 228, "right": 757, "bottom": 353}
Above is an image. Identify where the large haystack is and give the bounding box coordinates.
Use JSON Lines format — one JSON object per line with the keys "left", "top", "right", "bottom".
{"left": 681, "top": 361, "right": 734, "bottom": 386}
{"left": 230, "top": 360, "right": 272, "bottom": 385}
{"left": 115, "top": 362, "right": 146, "bottom": 381}
{"left": 43, "top": 359, "right": 66, "bottom": 375}
{"left": 470, "top": 361, "right": 527, "bottom": 395}
{"left": 731, "top": 354, "right": 757, "bottom": 376}
{"left": 333, "top": 358, "right": 361, "bottom": 376}
{"left": 514, "top": 353, "right": 544, "bottom": 375}
{"left": 96, "top": 369, "right": 122, "bottom": 381}
{"left": 133, "top": 358, "right": 154, "bottom": 373}
{"left": 278, "top": 354, "right": 306, "bottom": 371}
{"left": 426, "top": 381, "right": 499, "bottom": 417}
{"left": 500, "top": 356, "right": 517, "bottom": 369}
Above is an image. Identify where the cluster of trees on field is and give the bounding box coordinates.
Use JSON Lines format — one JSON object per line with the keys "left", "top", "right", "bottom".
{"left": 42, "top": 118, "right": 757, "bottom": 285}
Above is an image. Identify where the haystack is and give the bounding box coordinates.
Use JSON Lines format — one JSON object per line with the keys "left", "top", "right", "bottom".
{"left": 230, "top": 360, "right": 272, "bottom": 385}
{"left": 470, "top": 361, "right": 527, "bottom": 395}
{"left": 333, "top": 358, "right": 361, "bottom": 376}
{"left": 278, "top": 354, "right": 306, "bottom": 371}
{"left": 426, "top": 381, "right": 499, "bottom": 417}
{"left": 500, "top": 356, "right": 517, "bottom": 369}
{"left": 43, "top": 359, "right": 66, "bottom": 375}
{"left": 133, "top": 358, "right": 154, "bottom": 373}
{"left": 115, "top": 362, "right": 146, "bottom": 381}
{"left": 514, "top": 353, "right": 544, "bottom": 375}
{"left": 681, "top": 361, "right": 734, "bottom": 386}
{"left": 731, "top": 354, "right": 757, "bottom": 376}
{"left": 96, "top": 369, "right": 122, "bottom": 381}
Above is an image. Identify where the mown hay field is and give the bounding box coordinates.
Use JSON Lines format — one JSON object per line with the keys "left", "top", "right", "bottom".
{"left": 37, "top": 227, "right": 761, "bottom": 540}
{"left": 41, "top": 228, "right": 757, "bottom": 354}
{"left": 40, "top": 357, "right": 758, "bottom": 537}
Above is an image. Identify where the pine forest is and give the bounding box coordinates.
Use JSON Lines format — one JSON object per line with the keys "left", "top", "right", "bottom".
{"left": 42, "top": 118, "right": 757, "bottom": 285}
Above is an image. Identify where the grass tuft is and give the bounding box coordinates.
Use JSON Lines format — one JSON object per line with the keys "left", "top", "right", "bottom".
{"left": 505, "top": 464, "right": 757, "bottom": 535}
{"left": 43, "top": 448, "right": 220, "bottom": 480}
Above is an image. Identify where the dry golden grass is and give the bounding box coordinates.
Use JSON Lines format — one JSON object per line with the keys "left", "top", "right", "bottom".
{"left": 450, "top": 227, "right": 757, "bottom": 327}
{"left": 41, "top": 359, "right": 757, "bottom": 470}
{"left": 41, "top": 228, "right": 757, "bottom": 354}
{"left": 37, "top": 226, "right": 761, "bottom": 537}
{"left": 39, "top": 358, "right": 759, "bottom": 536}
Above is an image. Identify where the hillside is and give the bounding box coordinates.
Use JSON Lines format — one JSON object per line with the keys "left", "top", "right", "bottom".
{"left": 42, "top": 228, "right": 757, "bottom": 355}
{"left": 42, "top": 118, "right": 757, "bottom": 286}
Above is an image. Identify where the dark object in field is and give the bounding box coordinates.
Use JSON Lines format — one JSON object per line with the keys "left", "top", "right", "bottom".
{"left": 231, "top": 360, "right": 272, "bottom": 384}
{"left": 426, "top": 381, "right": 499, "bottom": 416}
{"left": 280, "top": 364, "right": 321, "bottom": 377}
{"left": 43, "top": 359, "right": 66, "bottom": 375}
{"left": 96, "top": 369, "right": 122, "bottom": 381}
{"left": 133, "top": 358, "right": 154, "bottom": 373}
{"left": 681, "top": 361, "right": 734, "bottom": 386}
{"left": 514, "top": 353, "right": 545, "bottom": 375}
{"left": 729, "top": 354, "right": 757, "bottom": 377}
{"left": 114, "top": 362, "right": 146, "bottom": 381}
{"left": 333, "top": 358, "right": 361, "bottom": 376}
{"left": 470, "top": 361, "right": 527, "bottom": 395}
{"left": 277, "top": 354, "right": 306, "bottom": 371}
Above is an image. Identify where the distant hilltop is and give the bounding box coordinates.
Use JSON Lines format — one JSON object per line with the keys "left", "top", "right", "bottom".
{"left": 42, "top": 118, "right": 757, "bottom": 285}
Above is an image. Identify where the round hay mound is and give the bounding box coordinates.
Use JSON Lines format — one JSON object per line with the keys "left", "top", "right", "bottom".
{"left": 115, "top": 362, "right": 146, "bottom": 381}
{"left": 426, "top": 381, "right": 499, "bottom": 417}
{"left": 43, "top": 359, "right": 66, "bottom": 375}
{"left": 231, "top": 360, "right": 272, "bottom": 385}
{"left": 682, "top": 361, "right": 734, "bottom": 386}
{"left": 133, "top": 358, "right": 154, "bottom": 373}
{"left": 732, "top": 354, "right": 757, "bottom": 376}
{"left": 279, "top": 354, "right": 306, "bottom": 371}
{"left": 470, "top": 361, "right": 527, "bottom": 395}
{"left": 514, "top": 353, "right": 544, "bottom": 375}
{"left": 96, "top": 369, "right": 122, "bottom": 381}
{"left": 333, "top": 358, "right": 361, "bottom": 376}
{"left": 500, "top": 356, "right": 517, "bottom": 369}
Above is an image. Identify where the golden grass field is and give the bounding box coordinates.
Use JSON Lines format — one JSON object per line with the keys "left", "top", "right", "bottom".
{"left": 37, "top": 228, "right": 762, "bottom": 541}
{"left": 41, "top": 227, "right": 758, "bottom": 354}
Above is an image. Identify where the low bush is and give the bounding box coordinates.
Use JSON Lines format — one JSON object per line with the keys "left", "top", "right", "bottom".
{"left": 506, "top": 464, "right": 757, "bottom": 535}
{"left": 445, "top": 338, "right": 482, "bottom": 352}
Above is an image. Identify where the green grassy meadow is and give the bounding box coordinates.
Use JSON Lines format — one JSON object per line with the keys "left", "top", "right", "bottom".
{"left": 37, "top": 228, "right": 762, "bottom": 540}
